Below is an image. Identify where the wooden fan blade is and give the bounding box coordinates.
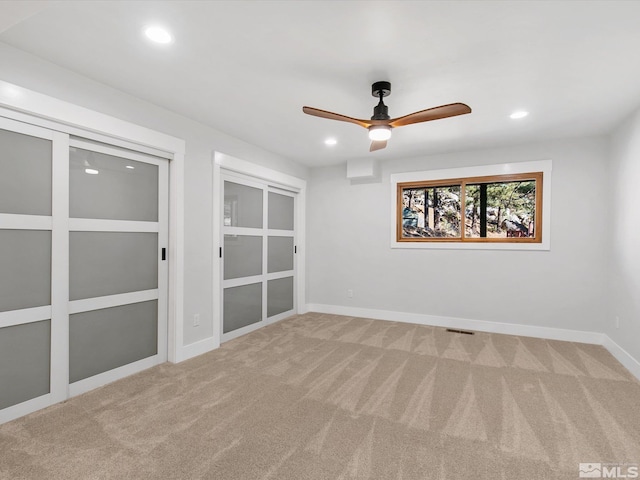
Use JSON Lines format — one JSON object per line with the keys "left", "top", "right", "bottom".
{"left": 389, "top": 103, "right": 471, "bottom": 128}
{"left": 302, "top": 106, "right": 371, "bottom": 128}
{"left": 370, "top": 140, "right": 387, "bottom": 152}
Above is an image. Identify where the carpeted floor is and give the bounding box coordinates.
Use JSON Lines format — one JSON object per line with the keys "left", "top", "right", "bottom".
{"left": 1, "top": 313, "right": 639, "bottom": 479}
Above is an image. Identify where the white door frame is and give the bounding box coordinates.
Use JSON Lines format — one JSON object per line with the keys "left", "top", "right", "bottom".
{"left": 212, "top": 152, "right": 306, "bottom": 346}
{"left": 0, "top": 81, "right": 186, "bottom": 364}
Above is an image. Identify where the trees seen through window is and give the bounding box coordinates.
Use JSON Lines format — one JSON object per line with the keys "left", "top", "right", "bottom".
{"left": 397, "top": 172, "right": 542, "bottom": 243}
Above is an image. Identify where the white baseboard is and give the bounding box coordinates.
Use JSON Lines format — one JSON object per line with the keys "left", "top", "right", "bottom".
{"left": 601, "top": 335, "right": 640, "bottom": 381}
{"left": 306, "top": 303, "right": 605, "bottom": 344}
{"left": 175, "top": 336, "right": 217, "bottom": 363}
{"left": 175, "top": 310, "right": 304, "bottom": 363}
{"left": 306, "top": 303, "right": 640, "bottom": 381}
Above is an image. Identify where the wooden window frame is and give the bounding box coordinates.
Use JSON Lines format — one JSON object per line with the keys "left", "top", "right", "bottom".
{"left": 396, "top": 172, "right": 543, "bottom": 244}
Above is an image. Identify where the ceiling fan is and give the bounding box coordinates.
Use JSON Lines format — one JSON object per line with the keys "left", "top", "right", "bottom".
{"left": 303, "top": 81, "right": 471, "bottom": 152}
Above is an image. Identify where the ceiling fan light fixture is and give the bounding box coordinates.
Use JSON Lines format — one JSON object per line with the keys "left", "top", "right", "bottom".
{"left": 368, "top": 125, "right": 392, "bottom": 141}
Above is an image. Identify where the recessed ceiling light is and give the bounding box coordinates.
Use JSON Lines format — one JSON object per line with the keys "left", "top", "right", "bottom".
{"left": 324, "top": 138, "right": 337, "bottom": 146}
{"left": 510, "top": 111, "right": 529, "bottom": 119}
{"left": 84, "top": 168, "right": 99, "bottom": 175}
{"left": 144, "top": 26, "right": 173, "bottom": 44}
{"left": 126, "top": 165, "right": 135, "bottom": 169}
{"left": 1, "top": 85, "right": 21, "bottom": 99}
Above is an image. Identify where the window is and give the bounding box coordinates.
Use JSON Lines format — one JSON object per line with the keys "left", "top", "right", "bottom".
{"left": 397, "top": 172, "right": 543, "bottom": 244}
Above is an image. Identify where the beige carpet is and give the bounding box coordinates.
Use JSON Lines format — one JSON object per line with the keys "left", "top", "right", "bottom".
{"left": 1, "top": 313, "right": 639, "bottom": 479}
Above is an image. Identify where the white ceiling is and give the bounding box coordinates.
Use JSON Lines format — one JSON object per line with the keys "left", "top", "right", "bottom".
{"left": 1, "top": 1, "right": 640, "bottom": 167}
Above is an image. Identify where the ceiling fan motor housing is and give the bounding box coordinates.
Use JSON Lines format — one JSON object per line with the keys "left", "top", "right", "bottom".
{"left": 371, "top": 81, "right": 391, "bottom": 120}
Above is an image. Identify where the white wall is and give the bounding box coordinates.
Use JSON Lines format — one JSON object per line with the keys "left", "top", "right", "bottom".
{"left": 0, "top": 42, "right": 309, "bottom": 347}
{"left": 1, "top": 40, "right": 631, "bottom": 364}
{"left": 608, "top": 107, "right": 640, "bottom": 362}
{"left": 307, "top": 137, "right": 609, "bottom": 334}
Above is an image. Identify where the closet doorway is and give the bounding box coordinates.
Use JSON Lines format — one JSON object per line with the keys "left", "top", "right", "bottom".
{"left": 220, "top": 173, "right": 297, "bottom": 342}
{"left": 0, "top": 117, "right": 169, "bottom": 423}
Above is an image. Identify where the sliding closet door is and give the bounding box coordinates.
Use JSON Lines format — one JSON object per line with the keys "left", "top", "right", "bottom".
{"left": 266, "top": 191, "right": 295, "bottom": 319}
{"left": 0, "top": 116, "right": 169, "bottom": 424}
{"left": 67, "top": 140, "right": 168, "bottom": 395}
{"left": 221, "top": 175, "right": 296, "bottom": 342}
{"left": 0, "top": 118, "right": 63, "bottom": 420}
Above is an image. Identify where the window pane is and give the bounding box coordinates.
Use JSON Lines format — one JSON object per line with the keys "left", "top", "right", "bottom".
{"left": 223, "top": 235, "right": 263, "bottom": 280}
{"left": 268, "top": 192, "right": 294, "bottom": 230}
{"left": 0, "top": 128, "right": 52, "bottom": 216}
{"left": 267, "top": 276, "right": 294, "bottom": 318}
{"left": 223, "top": 283, "right": 262, "bottom": 333}
{"left": 69, "top": 232, "right": 158, "bottom": 301}
{"left": 69, "top": 147, "right": 158, "bottom": 221}
{"left": 401, "top": 185, "right": 460, "bottom": 238}
{"left": 0, "top": 320, "right": 51, "bottom": 409}
{"left": 267, "top": 236, "right": 294, "bottom": 273}
{"left": 224, "top": 181, "right": 263, "bottom": 228}
{"left": 465, "top": 180, "right": 536, "bottom": 238}
{"left": 0, "top": 230, "right": 51, "bottom": 312}
{"left": 69, "top": 301, "right": 158, "bottom": 382}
